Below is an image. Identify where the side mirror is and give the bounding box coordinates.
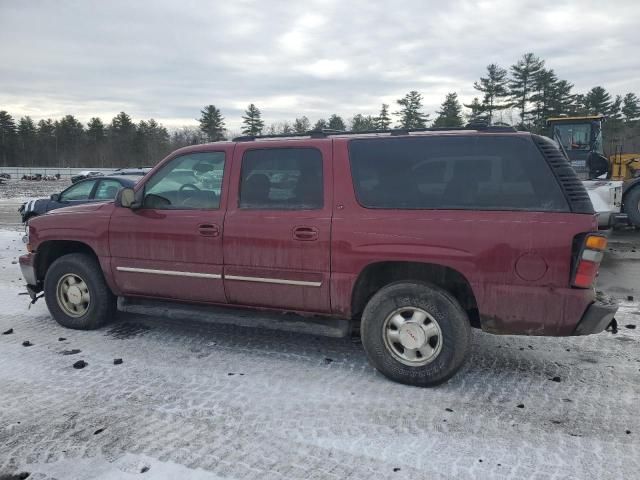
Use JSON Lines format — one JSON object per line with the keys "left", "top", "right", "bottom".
{"left": 115, "top": 187, "right": 136, "bottom": 208}
{"left": 50, "top": 193, "right": 60, "bottom": 202}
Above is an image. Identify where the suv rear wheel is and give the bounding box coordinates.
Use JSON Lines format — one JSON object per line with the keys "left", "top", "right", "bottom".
{"left": 360, "top": 281, "right": 471, "bottom": 387}
{"left": 44, "top": 253, "right": 116, "bottom": 330}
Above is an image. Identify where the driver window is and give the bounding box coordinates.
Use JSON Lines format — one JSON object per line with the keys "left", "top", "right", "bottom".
{"left": 143, "top": 152, "right": 225, "bottom": 209}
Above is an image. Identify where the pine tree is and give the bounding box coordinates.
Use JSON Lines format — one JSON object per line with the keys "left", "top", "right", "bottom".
{"left": 241, "top": 104, "right": 264, "bottom": 136}
{"left": 313, "top": 119, "right": 328, "bottom": 130}
{"left": 395, "top": 91, "right": 429, "bottom": 128}
{"left": 86, "top": 117, "right": 106, "bottom": 167}
{"left": 350, "top": 114, "right": 376, "bottom": 132}
{"left": 327, "top": 114, "right": 346, "bottom": 131}
{"left": 508, "top": 53, "right": 544, "bottom": 127}
{"left": 473, "top": 64, "right": 509, "bottom": 122}
{"left": 622, "top": 93, "right": 640, "bottom": 123}
{"left": 530, "top": 68, "right": 559, "bottom": 129}
{"left": 55, "top": 115, "right": 85, "bottom": 167}
{"left": 198, "top": 105, "right": 226, "bottom": 141}
{"left": 87, "top": 117, "right": 105, "bottom": 143}
{"left": 375, "top": 103, "right": 392, "bottom": 130}
{"left": 584, "top": 86, "right": 612, "bottom": 115}
{"left": 36, "top": 119, "right": 57, "bottom": 166}
{"left": 293, "top": 116, "right": 310, "bottom": 133}
{"left": 109, "top": 112, "right": 136, "bottom": 167}
{"left": 432, "top": 93, "right": 464, "bottom": 128}
{"left": 463, "top": 98, "right": 484, "bottom": 123}
{"left": 0, "top": 111, "right": 17, "bottom": 167}
{"left": 548, "top": 79, "right": 575, "bottom": 117}
{"left": 17, "top": 116, "right": 37, "bottom": 167}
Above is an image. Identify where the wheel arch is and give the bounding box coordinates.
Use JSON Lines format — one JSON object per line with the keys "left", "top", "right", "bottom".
{"left": 35, "top": 240, "right": 99, "bottom": 282}
{"left": 350, "top": 261, "right": 480, "bottom": 328}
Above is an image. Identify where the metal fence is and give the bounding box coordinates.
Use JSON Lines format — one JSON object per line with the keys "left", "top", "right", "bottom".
{"left": 0, "top": 167, "right": 117, "bottom": 179}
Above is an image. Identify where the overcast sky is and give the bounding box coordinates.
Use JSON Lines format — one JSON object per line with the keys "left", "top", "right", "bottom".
{"left": 1, "top": 0, "right": 639, "bottom": 131}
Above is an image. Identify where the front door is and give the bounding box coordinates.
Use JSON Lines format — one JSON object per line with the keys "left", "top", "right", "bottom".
{"left": 223, "top": 142, "right": 332, "bottom": 313}
{"left": 109, "top": 148, "right": 230, "bottom": 303}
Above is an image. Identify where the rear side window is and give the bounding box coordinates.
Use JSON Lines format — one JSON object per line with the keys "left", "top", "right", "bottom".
{"left": 348, "top": 135, "right": 569, "bottom": 211}
{"left": 239, "top": 148, "right": 323, "bottom": 210}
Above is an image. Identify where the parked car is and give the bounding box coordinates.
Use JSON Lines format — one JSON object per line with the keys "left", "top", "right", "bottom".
{"left": 19, "top": 128, "right": 617, "bottom": 386}
{"left": 19, "top": 176, "right": 139, "bottom": 223}
{"left": 71, "top": 170, "right": 104, "bottom": 183}
{"left": 111, "top": 167, "right": 152, "bottom": 177}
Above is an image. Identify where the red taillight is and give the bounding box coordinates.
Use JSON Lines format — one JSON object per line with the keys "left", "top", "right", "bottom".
{"left": 571, "top": 234, "right": 607, "bottom": 288}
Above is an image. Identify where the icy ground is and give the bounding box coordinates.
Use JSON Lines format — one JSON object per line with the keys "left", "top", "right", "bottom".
{"left": 0, "top": 228, "right": 638, "bottom": 480}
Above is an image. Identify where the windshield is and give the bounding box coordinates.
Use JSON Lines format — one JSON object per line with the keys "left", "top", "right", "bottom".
{"left": 552, "top": 123, "right": 592, "bottom": 151}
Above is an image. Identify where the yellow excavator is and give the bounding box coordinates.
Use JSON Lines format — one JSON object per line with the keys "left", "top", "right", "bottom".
{"left": 547, "top": 114, "right": 640, "bottom": 227}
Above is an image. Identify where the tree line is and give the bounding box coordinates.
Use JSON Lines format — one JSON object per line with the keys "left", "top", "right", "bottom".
{"left": 2, "top": 52, "right": 640, "bottom": 167}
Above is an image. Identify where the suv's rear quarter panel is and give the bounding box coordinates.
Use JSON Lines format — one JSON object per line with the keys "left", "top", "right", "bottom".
{"left": 331, "top": 137, "right": 597, "bottom": 335}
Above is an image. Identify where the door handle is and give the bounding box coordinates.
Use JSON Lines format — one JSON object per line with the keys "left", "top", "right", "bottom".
{"left": 198, "top": 224, "right": 220, "bottom": 237}
{"left": 293, "top": 226, "right": 318, "bottom": 241}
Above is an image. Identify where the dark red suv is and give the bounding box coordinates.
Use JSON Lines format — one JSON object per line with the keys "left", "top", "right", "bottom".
{"left": 20, "top": 127, "right": 617, "bottom": 386}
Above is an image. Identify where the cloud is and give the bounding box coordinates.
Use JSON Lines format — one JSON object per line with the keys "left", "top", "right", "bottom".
{"left": 0, "top": 0, "right": 638, "bottom": 130}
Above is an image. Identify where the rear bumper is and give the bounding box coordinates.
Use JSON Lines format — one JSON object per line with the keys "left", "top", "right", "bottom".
{"left": 19, "top": 253, "right": 38, "bottom": 287}
{"left": 573, "top": 300, "right": 618, "bottom": 335}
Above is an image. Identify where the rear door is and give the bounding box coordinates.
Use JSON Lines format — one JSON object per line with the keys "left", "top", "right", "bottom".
{"left": 222, "top": 141, "right": 333, "bottom": 313}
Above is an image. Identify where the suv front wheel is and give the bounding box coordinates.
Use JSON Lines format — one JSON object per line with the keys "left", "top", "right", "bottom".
{"left": 360, "top": 281, "right": 471, "bottom": 387}
{"left": 44, "top": 253, "right": 116, "bottom": 330}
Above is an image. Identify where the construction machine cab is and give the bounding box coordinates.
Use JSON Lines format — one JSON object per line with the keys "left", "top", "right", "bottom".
{"left": 547, "top": 115, "right": 609, "bottom": 180}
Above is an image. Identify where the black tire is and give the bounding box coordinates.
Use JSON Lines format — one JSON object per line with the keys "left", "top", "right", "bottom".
{"left": 44, "top": 253, "right": 116, "bottom": 330}
{"left": 624, "top": 186, "right": 640, "bottom": 227}
{"left": 360, "top": 281, "right": 471, "bottom": 387}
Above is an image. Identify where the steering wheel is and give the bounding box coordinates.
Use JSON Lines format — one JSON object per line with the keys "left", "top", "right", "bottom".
{"left": 178, "top": 183, "right": 201, "bottom": 205}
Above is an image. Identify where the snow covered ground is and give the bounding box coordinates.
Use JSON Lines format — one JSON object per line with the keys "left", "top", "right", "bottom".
{"left": 0, "top": 227, "right": 638, "bottom": 480}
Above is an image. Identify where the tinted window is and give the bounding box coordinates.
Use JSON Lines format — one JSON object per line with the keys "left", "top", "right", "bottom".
{"left": 239, "top": 148, "right": 323, "bottom": 210}
{"left": 94, "top": 179, "right": 123, "bottom": 200}
{"left": 144, "top": 152, "right": 225, "bottom": 209}
{"left": 60, "top": 180, "right": 95, "bottom": 201}
{"left": 349, "top": 136, "right": 569, "bottom": 211}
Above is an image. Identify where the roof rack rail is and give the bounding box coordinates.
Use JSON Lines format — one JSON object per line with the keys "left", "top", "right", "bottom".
{"left": 231, "top": 124, "right": 517, "bottom": 142}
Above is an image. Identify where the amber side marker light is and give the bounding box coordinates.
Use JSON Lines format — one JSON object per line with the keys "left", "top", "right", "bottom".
{"left": 572, "top": 234, "right": 607, "bottom": 288}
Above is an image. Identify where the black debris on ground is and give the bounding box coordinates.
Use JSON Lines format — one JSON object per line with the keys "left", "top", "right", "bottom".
{"left": 627, "top": 430, "right": 632, "bottom": 434}
{"left": 517, "top": 404, "right": 525, "bottom": 409}
{"left": 323, "top": 358, "right": 334, "bottom": 364}
{"left": 58, "top": 337, "right": 66, "bottom": 341}
{"left": 113, "top": 358, "right": 123, "bottom": 365}
{"left": 551, "top": 376, "right": 561, "bottom": 383}
{"left": 60, "top": 349, "right": 81, "bottom": 356}
{"left": 393, "top": 468, "right": 401, "bottom": 472}
{"left": 628, "top": 295, "right": 635, "bottom": 301}
{"left": 93, "top": 428, "right": 105, "bottom": 435}
{"left": 551, "top": 420, "right": 562, "bottom": 424}
{"left": 626, "top": 324, "right": 636, "bottom": 329}
{"left": 73, "top": 360, "right": 87, "bottom": 369}
{"left": 2, "top": 328, "right": 13, "bottom": 335}
{"left": 0, "top": 472, "right": 31, "bottom": 480}
{"left": 22, "top": 341, "right": 32, "bottom": 347}
{"left": 140, "top": 466, "right": 150, "bottom": 473}
{"left": 445, "top": 408, "right": 453, "bottom": 412}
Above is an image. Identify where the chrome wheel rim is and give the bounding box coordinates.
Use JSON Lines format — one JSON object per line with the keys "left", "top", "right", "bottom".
{"left": 383, "top": 307, "right": 443, "bottom": 366}
{"left": 56, "top": 273, "right": 90, "bottom": 317}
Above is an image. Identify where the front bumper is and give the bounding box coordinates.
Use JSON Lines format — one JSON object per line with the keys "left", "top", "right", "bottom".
{"left": 19, "top": 253, "right": 38, "bottom": 287}
{"left": 573, "top": 300, "right": 618, "bottom": 335}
